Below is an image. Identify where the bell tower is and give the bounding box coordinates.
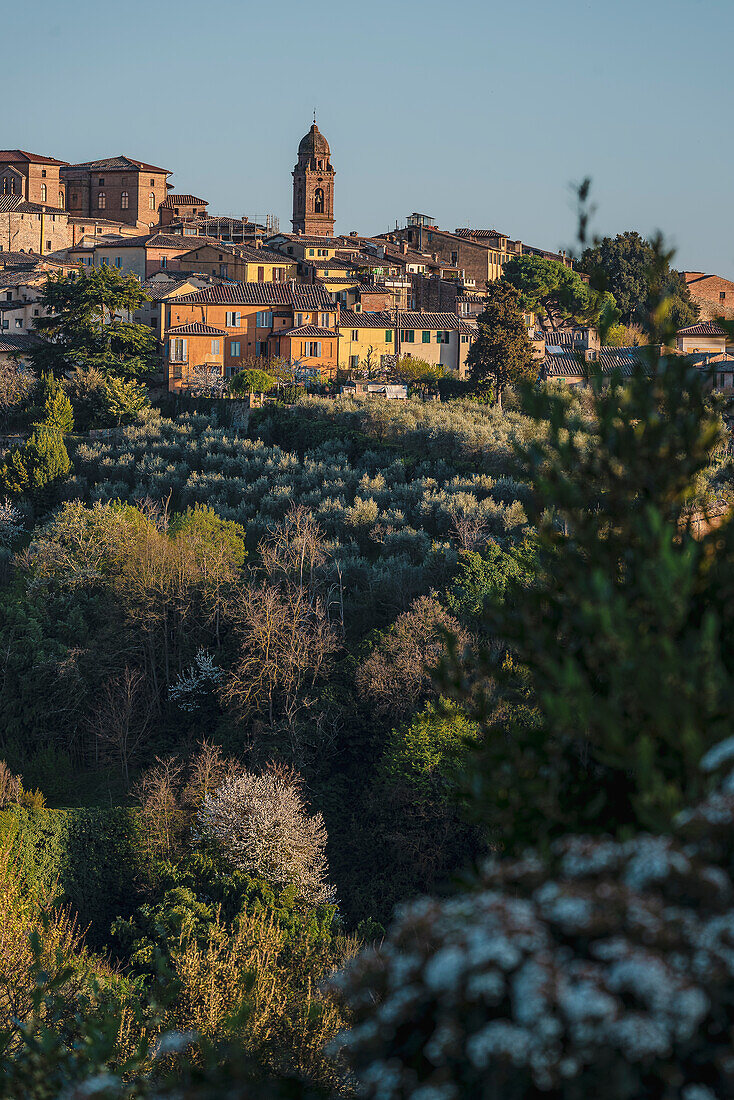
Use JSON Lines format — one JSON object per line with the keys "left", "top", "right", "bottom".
{"left": 292, "top": 119, "right": 335, "bottom": 236}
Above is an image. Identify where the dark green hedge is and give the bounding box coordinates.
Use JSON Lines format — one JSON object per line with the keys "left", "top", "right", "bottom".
{"left": 0, "top": 805, "right": 145, "bottom": 948}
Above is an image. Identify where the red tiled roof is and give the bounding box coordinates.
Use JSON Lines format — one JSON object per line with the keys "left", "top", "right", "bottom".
{"left": 166, "top": 322, "right": 226, "bottom": 336}
{"left": 281, "top": 325, "right": 337, "bottom": 337}
{"left": 677, "top": 322, "right": 728, "bottom": 336}
{"left": 173, "top": 282, "right": 335, "bottom": 308}
{"left": 339, "top": 310, "right": 465, "bottom": 330}
{"left": 160, "top": 194, "right": 208, "bottom": 208}
{"left": 62, "top": 155, "right": 170, "bottom": 174}
{"left": 0, "top": 150, "right": 68, "bottom": 166}
{"left": 0, "top": 196, "right": 66, "bottom": 215}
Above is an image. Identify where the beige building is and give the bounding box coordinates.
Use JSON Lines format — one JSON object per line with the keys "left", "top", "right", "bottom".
{"left": 676, "top": 321, "right": 733, "bottom": 355}
{"left": 337, "top": 310, "right": 476, "bottom": 376}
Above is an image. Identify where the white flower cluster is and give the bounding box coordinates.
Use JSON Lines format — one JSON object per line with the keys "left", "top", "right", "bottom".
{"left": 169, "top": 648, "right": 223, "bottom": 712}
{"left": 331, "top": 763, "right": 734, "bottom": 1100}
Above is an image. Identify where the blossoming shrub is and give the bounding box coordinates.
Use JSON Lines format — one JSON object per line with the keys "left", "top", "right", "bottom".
{"left": 198, "top": 766, "right": 335, "bottom": 906}
{"left": 331, "top": 750, "right": 734, "bottom": 1100}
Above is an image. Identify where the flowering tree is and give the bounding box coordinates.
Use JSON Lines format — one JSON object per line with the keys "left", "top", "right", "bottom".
{"left": 331, "top": 743, "right": 734, "bottom": 1100}
{"left": 197, "top": 766, "right": 336, "bottom": 906}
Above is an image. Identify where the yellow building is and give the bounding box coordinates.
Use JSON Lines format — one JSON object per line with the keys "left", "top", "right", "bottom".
{"left": 338, "top": 310, "right": 476, "bottom": 376}
{"left": 176, "top": 240, "right": 297, "bottom": 283}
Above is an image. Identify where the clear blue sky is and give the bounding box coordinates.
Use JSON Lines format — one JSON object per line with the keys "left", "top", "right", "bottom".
{"left": 8, "top": 0, "right": 734, "bottom": 276}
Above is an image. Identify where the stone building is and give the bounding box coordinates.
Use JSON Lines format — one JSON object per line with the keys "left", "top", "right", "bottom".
{"left": 0, "top": 150, "right": 68, "bottom": 208}
{"left": 61, "top": 156, "right": 172, "bottom": 228}
{"left": 292, "top": 122, "right": 335, "bottom": 237}
{"left": 684, "top": 272, "right": 734, "bottom": 321}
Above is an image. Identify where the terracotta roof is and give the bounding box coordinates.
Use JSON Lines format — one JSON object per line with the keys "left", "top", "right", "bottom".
{"left": 140, "top": 279, "right": 193, "bottom": 300}
{"left": 281, "top": 325, "right": 337, "bottom": 338}
{"left": 0, "top": 332, "right": 41, "bottom": 353}
{"left": 0, "top": 270, "right": 48, "bottom": 287}
{"left": 269, "top": 234, "right": 343, "bottom": 246}
{"left": 454, "top": 228, "right": 507, "bottom": 239}
{"left": 92, "top": 233, "right": 213, "bottom": 250}
{"left": 166, "top": 322, "right": 226, "bottom": 336}
{"left": 0, "top": 196, "right": 66, "bottom": 215}
{"left": 160, "top": 195, "right": 208, "bottom": 208}
{"left": 178, "top": 240, "right": 291, "bottom": 265}
{"left": 0, "top": 150, "right": 68, "bottom": 166}
{"left": 677, "top": 321, "right": 728, "bottom": 337}
{"left": 173, "top": 282, "right": 335, "bottom": 308}
{"left": 62, "top": 155, "right": 170, "bottom": 174}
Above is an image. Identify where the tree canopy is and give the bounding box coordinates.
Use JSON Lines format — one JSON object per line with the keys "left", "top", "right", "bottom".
{"left": 578, "top": 231, "right": 698, "bottom": 328}
{"left": 466, "top": 281, "right": 536, "bottom": 405}
{"left": 230, "top": 368, "right": 276, "bottom": 395}
{"left": 30, "top": 267, "right": 157, "bottom": 380}
{"left": 502, "top": 253, "right": 618, "bottom": 330}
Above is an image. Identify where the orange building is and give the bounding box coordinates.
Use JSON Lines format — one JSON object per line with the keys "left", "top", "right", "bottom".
{"left": 164, "top": 282, "right": 338, "bottom": 390}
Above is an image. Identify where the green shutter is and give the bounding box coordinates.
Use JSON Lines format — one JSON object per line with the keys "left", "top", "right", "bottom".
{"left": 422, "top": 330, "right": 430, "bottom": 343}
{"left": 385, "top": 330, "right": 392, "bottom": 342}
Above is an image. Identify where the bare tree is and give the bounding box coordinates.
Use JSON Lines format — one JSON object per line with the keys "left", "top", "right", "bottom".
{"left": 356, "top": 593, "right": 469, "bottom": 721}
{"left": 197, "top": 764, "right": 336, "bottom": 906}
{"left": 89, "top": 665, "right": 157, "bottom": 785}
{"left": 449, "top": 506, "right": 488, "bottom": 552}
{"left": 133, "top": 755, "right": 185, "bottom": 857}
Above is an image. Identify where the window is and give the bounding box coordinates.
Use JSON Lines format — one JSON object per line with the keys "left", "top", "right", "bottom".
{"left": 255, "top": 341, "right": 267, "bottom": 356}
{"left": 41, "top": 169, "right": 47, "bottom": 178}
{"left": 351, "top": 329, "right": 359, "bottom": 340}
{"left": 40, "top": 184, "right": 47, "bottom": 201}
{"left": 721, "top": 292, "right": 727, "bottom": 302}
{"left": 115, "top": 257, "right": 122, "bottom": 268}
{"left": 149, "top": 178, "right": 155, "bottom": 186}
{"left": 98, "top": 192, "right": 106, "bottom": 209}
{"left": 350, "top": 355, "right": 359, "bottom": 368}
{"left": 174, "top": 208, "right": 179, "bottom": 216}
{"left": 58, "top": 190, "right": 64, "bottom": 207}
{"left": 225, "top": 311, "right": 242, "bottom": 327}
{"left": 256, "top": 311, "right": 273, "bottom": 328}
{"left": 257, "top": 266, "right": 264, "bottom": 282}
{"left": 98, "top": 178, "right": 105, "bottom": 185}
{"left": 295, "top": 313, "right": 305, "bottom": 327}
{"left": 461, "top": 334, "right": 469, "bottom": 343}
{"left": 219, "top": 264, "right": 228, "bottom": 277}
{"left": 422, "top": 330, "right": 430, "bottom": 343}
{"left": 46, "top": 240, "right": 51, "bottom": 250}
{"left": 273, "top": 267, "right": 284, "bottom": 282}
{"left": 230, "top": 340, "right": 241, "bottom": 357}
{"left": 314, "top": 188, "right": 324, "bottom": 214}
{"left": 5, "top": 292, "right": 11, "bottom": 302}
{"left": 160, "top": 256, "right": 168, "bottom": 269}
{"left": 304, "top": 341, "right": 322, "bottom": 357}
{"left": 149, "top": 192, "right": 155, "bottom": 210}
{"left": 211, "top": 340, "right": 220, "bottom": 355}
{"left": 451, "top": 251, "right": 458, "bottom": 265}
{"left": 170, "top": 338, "right": 187, "bottom": 362}
{"left": 385, "top": 330, "right": 393, "bottom": 342}
{"left": 121, "top": 191, "right": 129, "bottom": 209}
{"left": 319, "top": 312, "right": 331, "bottom": 328}
{"left": 309, "top": 249, "right": 315, "bottom": 257}
{"left": 15, "top": 319, "right": 22, "bottom": 328}
{"left": 402, "top": 330, "right": 415, "bottom": 343}
{"left": 436, "top": 331, "right": 451, "bottom": 343}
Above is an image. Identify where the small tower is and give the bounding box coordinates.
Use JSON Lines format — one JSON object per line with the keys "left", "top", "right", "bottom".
{"left": 292, "top": 120, "right": 335, "bottom": 236}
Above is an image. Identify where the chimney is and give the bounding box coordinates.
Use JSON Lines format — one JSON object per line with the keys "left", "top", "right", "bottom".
{"left": 401, "top": 240, "right": 408, "bottom": 254}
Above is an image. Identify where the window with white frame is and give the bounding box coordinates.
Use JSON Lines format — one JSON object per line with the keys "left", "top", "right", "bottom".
{"left": 319, "top": 312, "right": 331, "bottom": 328}
{"left": 211, "top": 340, "right": 220, "bottom": 355}
{"left": 149, "top": 192, "right": 155, "bottom": 210}
{"left": 170, "top": 338, "right": 187, "bottom": 362}
{"left": 351, "top": 329, "right": 359, "bottom": 340}
{"left": 294, "top": 313, "right": 305, "bottom": 327}
{"left": 350, "top": 354, "right": 359, "bottom": 368}
{"left": 225, "top": 311, "right": 242, "bottom": 327}
{"left": 121, "top": 191, "right": 129, "bottom": 209}
{"left": 40, "top": 184, "right": 47, "bottom": 202}
{"left": 98, "top": 192, "right": 106, "bottom": 209}
{"left": 256, "top": 310, "right": 273, "bottom": 328}
{"left": 230, "top": 340, "right": 241, "bottom": 357}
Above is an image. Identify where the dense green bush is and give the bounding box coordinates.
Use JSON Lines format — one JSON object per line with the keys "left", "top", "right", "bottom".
{"left": 0, "top": 805, "right": 145, "bottom": 947}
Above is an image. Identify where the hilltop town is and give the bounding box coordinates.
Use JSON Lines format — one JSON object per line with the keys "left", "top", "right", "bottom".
{"left": 3, "top": 124, "right": 733, "bottom": 398}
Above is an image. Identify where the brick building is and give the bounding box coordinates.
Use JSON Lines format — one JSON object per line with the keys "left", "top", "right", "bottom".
{"left": 158, "top": 194, "right": 208, "bottom": 226}
{"left": 61, "top": 156, "right": 172, "bottom": 228}
{"left": 0, "top": 195, "right": 73, "bottom": 254}
{"left": 0, "top": 150, "right": 68, "bottom": 208}
{"left": 684, "top": 272, "right": 734, "bottom": 321}
{"left": 292, "top": 122, "right": 335, "bottom": 236}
